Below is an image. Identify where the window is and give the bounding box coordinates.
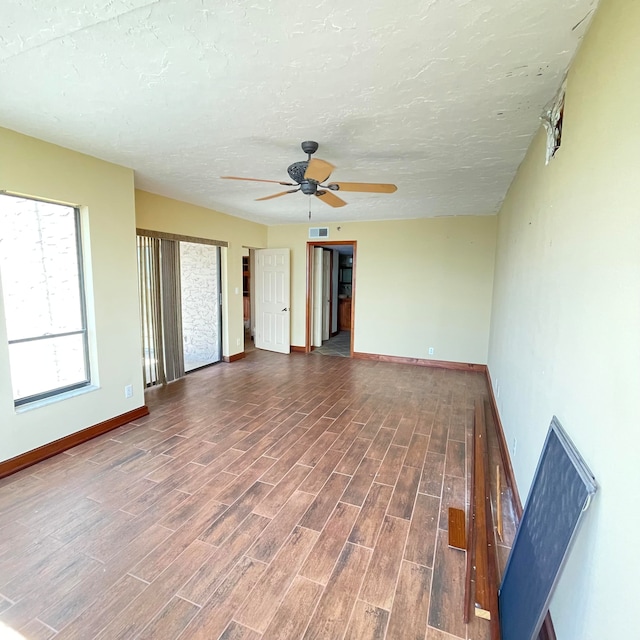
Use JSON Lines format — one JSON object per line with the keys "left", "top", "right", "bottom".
{"left": 0, "top": 194, "right": 90, "bottom": 405}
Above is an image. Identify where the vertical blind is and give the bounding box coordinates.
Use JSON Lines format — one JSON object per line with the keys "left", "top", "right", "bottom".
{"left": 137, "top": 236, "right": 164, "bottom": 387}
{"left": 159, "top": 239, "right": 185, "bottom": 383}
{"left": 137, "top": 236, "right": 185, "bottom": 387}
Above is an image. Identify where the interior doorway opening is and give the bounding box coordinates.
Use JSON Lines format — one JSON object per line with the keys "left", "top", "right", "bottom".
{"left": 306, "top": 241, "right": 356, "bottom": 357}
{"left": 242, "top": 248, "right": 253, "bottom": 353}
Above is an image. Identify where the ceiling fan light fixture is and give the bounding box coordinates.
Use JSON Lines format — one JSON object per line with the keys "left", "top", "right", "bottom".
{"left": 300, "top": 182, "right": 317, "bottom": 195}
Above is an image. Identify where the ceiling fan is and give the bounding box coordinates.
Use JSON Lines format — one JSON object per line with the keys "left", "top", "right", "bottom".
{"left": 221, "top": 140, "right": 397, "bottom": 209}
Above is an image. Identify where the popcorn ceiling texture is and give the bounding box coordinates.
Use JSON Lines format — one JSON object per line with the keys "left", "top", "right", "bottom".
{"left": 0, "top": 0, "right": 597, "bottom": 224}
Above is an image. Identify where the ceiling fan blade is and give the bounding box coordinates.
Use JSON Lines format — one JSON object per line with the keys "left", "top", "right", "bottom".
{"left": 255, "top": 189, "right": 299, "bottom": 201}
{"left": 327, "top": 182, "right": 397, "bottom": 193}
{"left": 315, "top": 190, "right": 347, "bottom": 208}
{"left": 221, "top": 176, "right": 295, "bottom": 186}
{"left": 304, "top": 158, "right": 334, "bottom": 183}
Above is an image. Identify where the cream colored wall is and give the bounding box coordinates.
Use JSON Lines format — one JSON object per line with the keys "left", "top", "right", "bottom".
{"left": 487, "top": 0, "right": 640, "bottom": 637}
{"left": 135, "top": 191, "right": 267, "bottom": 357}
{"left": 268, "top": 216, "right": 496, "bottom": 364}
{"left": 0, "top": 128, "right": 143, "bottom": 463}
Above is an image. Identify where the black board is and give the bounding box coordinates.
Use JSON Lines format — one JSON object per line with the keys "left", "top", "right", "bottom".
{"left": 498, "top": 417, "right": 597, "bottom": 640}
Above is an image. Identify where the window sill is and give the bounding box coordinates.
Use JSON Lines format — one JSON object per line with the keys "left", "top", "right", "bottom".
{"left": 15, "top": 385, "right": 100, "bottom": 414}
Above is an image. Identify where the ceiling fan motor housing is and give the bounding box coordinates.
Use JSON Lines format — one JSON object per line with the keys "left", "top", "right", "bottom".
{"left": 288, "top": 141, "right": 324, "bottom": 187}
{"left": 287, "top": 161, "right": 309, "bottom": 184}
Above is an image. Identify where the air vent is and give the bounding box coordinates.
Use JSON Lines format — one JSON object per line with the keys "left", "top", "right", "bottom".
{"left": 309, "top": 227, "right": 329, "bottom": 239}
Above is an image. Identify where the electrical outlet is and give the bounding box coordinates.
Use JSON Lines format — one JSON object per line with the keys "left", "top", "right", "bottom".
{"left": 236, "top": 338, "right": 241, "bottom": 346}
{"left": 512, "top": 437, "right": 517, "bottom": 457}
{"left": 124, "top": 384, "right": 133, "bottom": 399}
{"left": 428, "top": 347, "right": 434, "bottom": 356}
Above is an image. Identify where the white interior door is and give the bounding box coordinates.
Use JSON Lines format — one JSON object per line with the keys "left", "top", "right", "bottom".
{"left": 322, "top": 250, "right": 330, "bottom": 341}
{"left": 312, "top": 247, "right": 323, "bottom": 347}
{"left": 255, "top": 248, "right": 290, "bottom": 354}
{"left": 331, "top": 250, "right": 339, "bottom": 334}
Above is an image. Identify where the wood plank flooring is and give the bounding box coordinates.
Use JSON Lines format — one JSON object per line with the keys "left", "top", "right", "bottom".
{"left": 0, "top": 349, "right": 505, "bottom": 640}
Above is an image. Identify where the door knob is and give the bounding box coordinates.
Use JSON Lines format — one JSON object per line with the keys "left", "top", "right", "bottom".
{"left": 282, "top": 307, "right": 289, "bottom": 312}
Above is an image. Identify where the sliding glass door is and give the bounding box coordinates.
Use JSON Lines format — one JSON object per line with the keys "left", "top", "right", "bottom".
{"left": 137, "top": 235, "right": 222, "bottom": 387}
{"left": 180, "top": 242, "right": 221, "bottom": 371}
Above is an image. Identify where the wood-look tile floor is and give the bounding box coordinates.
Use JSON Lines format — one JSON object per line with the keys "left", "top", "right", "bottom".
{"left": 0, "top": 349, "right": 502, "bottom": 640}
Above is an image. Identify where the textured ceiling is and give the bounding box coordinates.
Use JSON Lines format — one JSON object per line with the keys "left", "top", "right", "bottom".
{"left": 1, "top": 0, "right": 597, "bottom": 225}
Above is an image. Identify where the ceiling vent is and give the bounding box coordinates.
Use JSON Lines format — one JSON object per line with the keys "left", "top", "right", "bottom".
{"left": 309, "top": 227, "right": 329, "bottom": 239}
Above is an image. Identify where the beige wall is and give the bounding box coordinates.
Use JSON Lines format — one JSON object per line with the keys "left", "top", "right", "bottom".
{"left": 268, "top": 216, "right": 496, "bottom": 364}
{"left": 487, "top": 0, "right": 639, "bottom": 637}
{"left": 0, "top": 128, "right": 143, "bottom": 462}
{"left": 135, "top": 191, "right": 268, "bottom": 357}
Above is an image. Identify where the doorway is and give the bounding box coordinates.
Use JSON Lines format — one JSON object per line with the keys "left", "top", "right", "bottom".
{"left": 242, "top": 249, "right": 254, "bottom": 353}
{"left": 306, "top": 241, "right": 356, "bottom": 357}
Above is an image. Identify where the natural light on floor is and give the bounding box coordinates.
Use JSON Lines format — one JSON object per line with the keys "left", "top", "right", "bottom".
{"left": 0, "top": 621, "right": 26, "bottom": 639}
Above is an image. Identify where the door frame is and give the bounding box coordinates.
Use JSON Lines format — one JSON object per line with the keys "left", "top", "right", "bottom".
{"left": 305, "top": 240, "right": 357, "bottom": 355}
